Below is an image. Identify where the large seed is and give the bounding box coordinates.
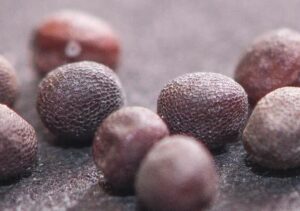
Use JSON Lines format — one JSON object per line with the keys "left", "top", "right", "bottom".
{"left": 235, "top": 28, "right": 300, "bottom": 105}
{"left": 136, "top": 135, "right": 218, "bottom": 211}
{"left": 0, "top": 104, "right": 37, "bottom": 180}
{"left": 0, "top": 56, "right": 19, "bottom": 107}
{"left": 32, "top": 10, "right": 120, "bottom": 75}
{"left": 243, "top": 87, "right": 300, "bottom": 169}
{"left": 157, "top": 72, "right": 248, "bottom": 149}
{"left": 37, "top": 61, "right": 125, "bottom": 143}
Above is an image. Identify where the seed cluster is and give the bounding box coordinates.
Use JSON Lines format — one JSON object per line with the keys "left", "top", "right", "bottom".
{"left": 1, "top": 8, "right": 300, "bottom": 211}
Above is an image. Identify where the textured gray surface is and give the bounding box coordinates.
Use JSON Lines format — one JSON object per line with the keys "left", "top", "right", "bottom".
{"left": 1, "top": 0, "right": 300, "bottom": 210}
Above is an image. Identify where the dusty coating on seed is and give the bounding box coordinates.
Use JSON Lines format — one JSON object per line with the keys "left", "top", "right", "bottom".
{"left": 93, "top": 106, "right": 169, "bottom": 194}
{"left": 243, "top": 87, "right": 300, "bottom": 169}
{"left": 235, "top": 28, "right": 300, "bottom": 105}
{"left": 37, "top": 61, "right": 125, "bottom": 142}
{"left": 136, "top": 135, "right": 218, "bottom": 211}
{"left": 157, "top": 72, "right": 248, "bottom": 149}
{"left": 0, "top": 104, "right": 37, "bottom": 179}
{"left": 32, "top": 10, "right": 120, "bottom": 75}
{"left": 0, "top": 56, "right": 19, "bottom": 107}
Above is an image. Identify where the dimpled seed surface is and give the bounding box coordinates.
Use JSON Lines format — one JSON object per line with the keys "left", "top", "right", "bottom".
{"left": 0, "top": 56, "right": 19, "bottom": 107}
{"left": 243, "top": 87, "right": 300, "bottom": 169}
{"left": 37, "top": 61, "right": 125, "bottom": 141}
{"left": 136, "top": 135, "right": 218, "bottom": 211}
{"left": 157, "top": 72, "right": 248, "bottom": 149}
{"left": 235, "top": 29, "right": 300, "bottom": 105}
{"left": 33, "top": 10, "right": 120, "bottom": 75}
{"left": 93, "top": 106, "right": 169, "bottom": 194}
{"left": 0, "top": 104, "right": 37, "bottom": 179}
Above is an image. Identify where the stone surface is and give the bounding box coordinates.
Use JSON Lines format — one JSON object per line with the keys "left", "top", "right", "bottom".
{"left": 1, "top": 0, "right": 300, "bottom": 210}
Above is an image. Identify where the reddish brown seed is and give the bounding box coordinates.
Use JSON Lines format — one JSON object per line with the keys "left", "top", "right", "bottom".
{"left": 0, "top": 104, "right": 37, "bottom": 180}
{"left": 235, "top": 28, "right": 300, "bottom": 106}
{"left": 93, "top": 106, "right": 169, "bottom": 194}
{"left": 157, "top": 72, "right": 249, "bottom": 149}
{"left": 243, "top": 87, "right": 300, "bottom": 169}
{"left": 136, "top": 135, "right": 218, "bottom": 211}
{"left": 37, "top": 61, "right": 125, "bottom": 143}
{"left": 32, "top": 10, "right": 120, "bottom": 75}
{"left": 0, "top": 56, "right": 19, "bottom": 107}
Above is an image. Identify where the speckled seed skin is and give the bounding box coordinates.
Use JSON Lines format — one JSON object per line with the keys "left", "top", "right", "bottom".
{"left": 243, "top": 87, "right": 300, "bottom": 169}
{"left": 0, "top": 104, "right": 37, "bottom": 180}
{"left": 37, "top": 61, "right": 125, "bottom": 142}
{"left": 235, "top": 28, "right": 300, "bottom": 106}
{"left": 32, "top": 10, "right": 120, "bottom": 75}
{"left": 157, "top": 72, "right": 249, "bottom": 149}
{"left": 0, "top": 56, "right": 19, "bottom": 107}
{"left": 93, "top": 106, "right": 169, "bottom": 194}
{"left": 136, "top": 135, "right": 218, "bottom": 211}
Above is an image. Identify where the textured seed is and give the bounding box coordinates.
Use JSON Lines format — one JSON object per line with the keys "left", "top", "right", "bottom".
{"left": 32, "top": 10, "right": 120, "bottom": 75}
{"left": 0, "top": 104, "right": 37, "bottom": 180}
{"left": 93, "top": 106, "right": 169, "bottom": 194}
{"left": 235, "top": 28, "right": 300, "bottom": 105}
{"left": 136, "top": 135, "right": 218, "bottom": 211}
{"left": 243, "top": 87, "right": 300, "bottom": 169}
{"left": 0, "top": 56, "right": 19, "bottom": 107}
{"left": 37, "top": 61, "right": 125, "bottom": 143}
{"left": 157, "top": 72, "right": 249, "bottom": 149}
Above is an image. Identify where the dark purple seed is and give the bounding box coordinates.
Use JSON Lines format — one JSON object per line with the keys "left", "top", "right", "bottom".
{"left": 93, "top": 106, "right": 169, "bottom": 194}
{"left": 136, "top": 135, "right": 218, "bottom": 211}
{"left": 0, "top": 104, "right": 37, "bottom": 180}
{"left": 0, "top": 56, "right": 19, "bottom": 107}
{"left": 157, "top": 72, "right": 248, "bottom": 149}
{"left": 37, "top": 61, "right": 125, "bottom": 143}
{"left": 235, "top": 28, "right": 300, "bottom": 106}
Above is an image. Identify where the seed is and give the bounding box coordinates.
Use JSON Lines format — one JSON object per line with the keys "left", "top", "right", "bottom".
{"left": 93, "top": 106, "right": 169, "bottom": 194}
{"left": 0, "top": 56, "right": 19, "bottom": 107}
{"left": 36, "top": 61, "right": 125, "bottom": 143}
{"left": 32, "top": 10, "right": 120, "bottom": 75}
{"left": 157, "top": 72, "right": 248, "bottom": 149}
{"left": 243, "top": 87, "right": 300, "bottom": 169}
{"left": 0, "top": 104, "right": 37, "bottom": 180}
{"left": 136, "top": 135, "right": 218, "bottom": 211}
{"left": 235, "top": 28, "right": 300, "bottom": 106}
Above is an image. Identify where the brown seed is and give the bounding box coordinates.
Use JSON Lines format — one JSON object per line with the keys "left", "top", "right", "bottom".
{"left": 157, "top": 72, "right": 249, "bottom": 149}
{"left": 235, "top": 28, "right": 300, "bottom": 106}
{"left": 0, "top": 56, "right": 19, "bottom": 107}
{"left": 0, "top": 104, "right": 37, "bottom": 180}
{"left": 136, "top": 135, "right": 218, "bottom": 211}
{"left": 243, "top": 87, "right": 300, "bottom": 169}
{"left": 37, "top": 61, "right": 125, "bottom": 143}
{"left": 93, "top": 106, "right": 169, "bottom": 194}
{"left": 32, "top": 10, "right": 120, "bottom": 75}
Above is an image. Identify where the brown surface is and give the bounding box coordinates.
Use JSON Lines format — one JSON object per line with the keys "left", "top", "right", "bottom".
{"left": 1, "top": 0, "right": 300, "bottom": 210}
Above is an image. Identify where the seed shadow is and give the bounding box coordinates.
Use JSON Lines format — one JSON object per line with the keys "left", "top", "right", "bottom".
{"left": 210, "top": 145, "right": 228, "bottom": 156}
{"left": 98, "top": 177, "right": 135, "bottom": 197}
{"left": 244, "top": 156, "right": 300, "bottom": 178}
{"left": 47, "top": 136, "right": 92, "bottom": 149}
{"left": 0, "top": 169, "right": 33, "bottom": 187}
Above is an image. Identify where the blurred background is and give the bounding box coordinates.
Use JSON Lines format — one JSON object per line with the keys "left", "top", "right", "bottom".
{"left": 2, "top": 0, "right": 300, "bottom": 110}
{"left": 1, "top": 1, "right": 300, "bottom": 210}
